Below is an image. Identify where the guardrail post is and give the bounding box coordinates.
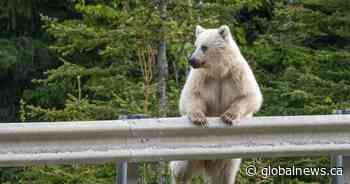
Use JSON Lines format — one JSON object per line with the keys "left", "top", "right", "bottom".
{"left": 117, "top": 114, "right": 148, "bottom": 184}
{"left": 343, "top": 158, "right": 350, "bottom": 183}
{"left": 117, "top": 114, "right": 128, "bottom": 184}
{"left": 117, "top": 161, "right": 127, "bottom": 184}
{"left": 332, "top": 109, "right": 350, "bottom": 184}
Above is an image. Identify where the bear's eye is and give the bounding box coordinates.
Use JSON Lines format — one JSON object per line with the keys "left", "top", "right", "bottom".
{"left": 201, "top": 45, "right": 208, "bottom": 52}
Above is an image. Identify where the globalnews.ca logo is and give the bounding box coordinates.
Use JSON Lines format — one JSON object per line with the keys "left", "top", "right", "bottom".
{"left": 246, "top": 165, "right": 343, "bottom": 177}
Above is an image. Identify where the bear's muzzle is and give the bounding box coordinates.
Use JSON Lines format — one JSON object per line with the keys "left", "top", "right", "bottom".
{"left": 188, "top": 57, "right": 200, "bottom": 68}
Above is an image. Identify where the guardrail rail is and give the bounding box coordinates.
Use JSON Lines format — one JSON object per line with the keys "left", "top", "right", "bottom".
{"left": 1, "top": 115, "right": 350, "bottom": 166}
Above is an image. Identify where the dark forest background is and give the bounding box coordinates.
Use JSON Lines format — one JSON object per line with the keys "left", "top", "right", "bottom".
{"left": 0, "top": 0, "right": 350, "bottom": 183}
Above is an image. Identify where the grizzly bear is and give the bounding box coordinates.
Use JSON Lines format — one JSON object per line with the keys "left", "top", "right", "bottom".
{"left": 170, "top": 25, "right": 263, "bottom": 184}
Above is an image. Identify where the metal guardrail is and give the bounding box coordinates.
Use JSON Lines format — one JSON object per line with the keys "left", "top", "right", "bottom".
{"left": 117, "top": 114, "right": 148, "bottom": 184}
{"left": 1, "top": 115, "right": 350, "bottom": 166}
{"left": 332, "top": 110, "right": 350, "bottom": 184}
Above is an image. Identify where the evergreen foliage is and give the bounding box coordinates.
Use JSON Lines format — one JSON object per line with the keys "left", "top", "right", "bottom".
{"left": 1, "top": 0, "right": 350, "bottom": 183}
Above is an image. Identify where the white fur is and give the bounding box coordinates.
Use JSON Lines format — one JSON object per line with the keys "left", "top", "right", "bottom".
{"left": 170, "top": 25, "right": 262, "bottom": 184}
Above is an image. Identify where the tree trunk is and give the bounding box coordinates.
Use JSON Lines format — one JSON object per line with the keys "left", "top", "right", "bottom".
{"left": 157, "top": 1, "right": 168, "bottom": 183}
{"left": 157, "top": 0, "right": 168, "bottom": 117}
{"left": 197, "top": 0, "right": 203, "bottom": 23}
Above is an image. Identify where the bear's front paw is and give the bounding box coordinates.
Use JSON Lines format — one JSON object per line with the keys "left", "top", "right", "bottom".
{"left": 221, "top": 111, "right": 240, "bottom": 125}
{"left": 188, "top": 112, "right": 208, "bottom": 128}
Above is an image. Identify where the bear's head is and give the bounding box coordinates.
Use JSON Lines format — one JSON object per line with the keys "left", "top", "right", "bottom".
{"left": 188, "top": 25, "right": 240, "bottom": 78}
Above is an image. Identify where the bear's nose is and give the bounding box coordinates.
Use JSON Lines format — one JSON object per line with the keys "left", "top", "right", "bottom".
{"left": 188, "top": 58, "right": 199, "bottom": 68}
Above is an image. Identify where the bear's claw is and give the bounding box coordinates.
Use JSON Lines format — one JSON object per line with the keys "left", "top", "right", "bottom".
{"left": 221, "top": 112, "right": 240, "bottom": 125}
{"left": 188, "top": 112, "right": 208, "bottom": 128}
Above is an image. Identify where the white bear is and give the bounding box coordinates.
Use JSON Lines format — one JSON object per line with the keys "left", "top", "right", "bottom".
{"left": 170, "top": 25, "right": 263, "bottom": 184}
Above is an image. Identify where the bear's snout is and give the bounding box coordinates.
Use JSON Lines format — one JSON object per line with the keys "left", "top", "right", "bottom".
{"left": 188, "top": 57, "right": 200, "bottom": 68}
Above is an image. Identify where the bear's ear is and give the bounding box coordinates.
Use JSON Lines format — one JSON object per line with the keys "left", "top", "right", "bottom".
{"left": 218, "top": 25, "right": 230, "bottom": 39}
{"left": 196, "top": 25, "right": 205, "bottom": 37}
